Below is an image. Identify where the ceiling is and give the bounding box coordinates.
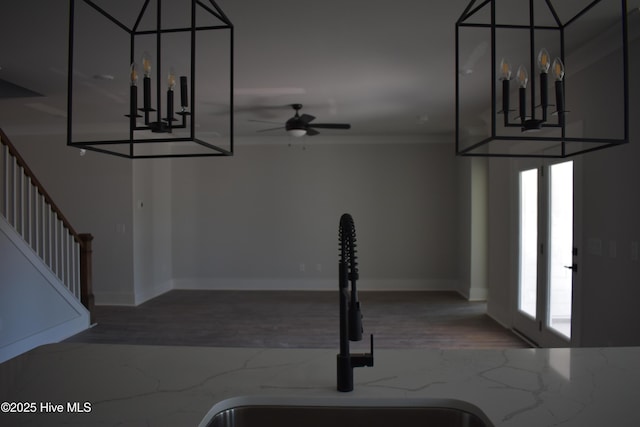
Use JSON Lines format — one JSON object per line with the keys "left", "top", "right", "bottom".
{"left": 1, "top": 0, "right": 638, "bottom": 145}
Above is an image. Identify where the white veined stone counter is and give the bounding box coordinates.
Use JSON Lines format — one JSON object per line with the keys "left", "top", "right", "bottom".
{"left": 1, "top": 344, "right": 639, "bottom": 426}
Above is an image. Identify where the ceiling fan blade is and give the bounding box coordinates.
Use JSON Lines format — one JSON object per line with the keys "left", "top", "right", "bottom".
{"left": 308, "top": 123, "right": 351, "bottom": 129}
{"left": 249, "top": 119, "right": 282, "bottom": 125}
{"left": 257, "top": 126, "right": 285, "bottom": 132}
{"left": 299, "top": 114, "right": 315, "bottom": 124}
{"left": 306, "top": 128, "right": 320, "bottom": 136}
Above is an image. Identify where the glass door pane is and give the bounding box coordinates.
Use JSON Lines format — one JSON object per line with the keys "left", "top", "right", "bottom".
{"left": 518, "top": 168, "right": 538, "bottom": 318}
{"left": 547, "top": 161, "right": 573, "bottom": 339}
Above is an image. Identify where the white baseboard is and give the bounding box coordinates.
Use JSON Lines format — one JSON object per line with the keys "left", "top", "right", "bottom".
{"left": 468, "top": 287, "right": 489, "bottom": 301}
{"left": 96, "top": 281, "right": 173, "bottom": 306}
{"left": 96, "top": 278, "right": 460, "bottom": 305}
{"left": 172, "top": 278, "right": 459, "bottom": 292}
{"left": 94, "top": 291, "right": 136, "bottom": 306}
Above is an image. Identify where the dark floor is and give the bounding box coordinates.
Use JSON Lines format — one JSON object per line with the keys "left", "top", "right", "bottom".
{"left": 66, "top": 290, "right": 529, "bottom": 349}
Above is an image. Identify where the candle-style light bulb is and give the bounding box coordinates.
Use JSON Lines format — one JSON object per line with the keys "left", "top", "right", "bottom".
{"left": 552, "top": 57, "right": 565, "bottom": 81}
{"left": 537, "top": 48, "right": 551, "bottom": 74}
{"left": 168, "top": 68, "right": 176, "bottom": 91}
{"left": 130, "top": 62, "right": 139, "bottom": 86}
{"left": 142, "top": 52, "right": 152, "bottom": 77}
{"left": 516, "top": 65, "right": 528, "bottom": 88}
{"left": 499, "top": 58, "right": 512, "bottom": 80}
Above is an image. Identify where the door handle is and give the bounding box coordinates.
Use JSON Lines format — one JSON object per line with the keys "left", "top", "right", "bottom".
{"left": 564, "top": 264, "right": 578, "bottom": 272}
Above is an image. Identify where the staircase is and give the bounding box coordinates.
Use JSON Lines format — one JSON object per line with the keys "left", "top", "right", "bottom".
{"left": 0, "top": 129, "right": 94, "bottom": 363}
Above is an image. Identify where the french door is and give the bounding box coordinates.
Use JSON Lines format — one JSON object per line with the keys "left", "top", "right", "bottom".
{"left": 513, "top": 159, "right": 580, "bottom": 347}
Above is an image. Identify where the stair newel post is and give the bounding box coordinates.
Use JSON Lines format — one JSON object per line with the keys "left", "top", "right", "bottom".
{"left": 79, "top": 233, "right": 95, "bottom": 324}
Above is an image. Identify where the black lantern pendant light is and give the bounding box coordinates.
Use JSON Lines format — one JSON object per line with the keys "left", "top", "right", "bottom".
{"left": 67, "top": 0, "right": 233, "bottom": 159}
{"left": 456, "top": 0, "right": 629, "bottom": 158}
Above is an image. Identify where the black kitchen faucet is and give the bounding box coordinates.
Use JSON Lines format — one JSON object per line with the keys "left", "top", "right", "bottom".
{"left": 337, "top": 213, "right": 374, "bottom": 392}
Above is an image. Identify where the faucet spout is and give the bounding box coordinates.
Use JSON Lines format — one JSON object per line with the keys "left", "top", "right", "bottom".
{"left": 337, "top": 213, "right": 374, "bottom": 392}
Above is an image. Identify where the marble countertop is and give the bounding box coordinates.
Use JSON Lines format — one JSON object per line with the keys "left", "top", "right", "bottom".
{"left": 1, "top": 343, "right": 639, "bottom": 426}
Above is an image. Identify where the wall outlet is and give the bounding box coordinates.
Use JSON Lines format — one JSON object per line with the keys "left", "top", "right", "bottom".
{"left": 631, "top": 241, "right": 639, "bottom": 261}
{"left": 299, "top": 263, "right": 306, "bottom": 272}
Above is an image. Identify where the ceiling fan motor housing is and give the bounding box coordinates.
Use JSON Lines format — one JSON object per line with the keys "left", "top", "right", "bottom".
{"left": 286, "top": 117, "right": 305, "bottom": 131}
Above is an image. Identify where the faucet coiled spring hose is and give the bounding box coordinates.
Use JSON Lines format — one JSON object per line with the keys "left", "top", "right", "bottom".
{"left": 339, "top": 214, "right": 358, "bottom": 280}
{"left": 339, "top": 213, "right": 363, "bottom": 341}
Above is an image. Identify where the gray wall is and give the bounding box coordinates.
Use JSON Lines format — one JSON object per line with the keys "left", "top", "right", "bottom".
{"left": 133, "top": 159, "right": 174, "bottom": 303}
{"left": 170, "top": 139, "right": 460, "bottom": 292}
{"left": 574, "top": 24, "right": 640, "bottom": 346}
{"left": 579, "top": 142, "right": 640, "bottom": 346}
{"left": 10, "top": 133, "right": 460, "bottom": 303}
{"left": 577, "top": 52, "right": 640, "bottom": 345}
{"left": 458, "top": 157, "right": 489, "bottom": 301}
{"left": 486, "top": 158, "right": 511, "bottom": 327}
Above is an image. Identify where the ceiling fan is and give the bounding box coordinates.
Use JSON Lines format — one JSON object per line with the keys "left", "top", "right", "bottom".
{"left": 251, "top": 104, "right": 351, "bottom": 137}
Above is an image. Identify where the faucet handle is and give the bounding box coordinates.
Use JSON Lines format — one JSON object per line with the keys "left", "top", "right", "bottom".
{"left": 350, "top": 334, "right": 374, "bottom": 368}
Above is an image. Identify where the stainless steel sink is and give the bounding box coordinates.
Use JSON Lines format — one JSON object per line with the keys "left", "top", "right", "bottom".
{"left": 199, "top": 396, "right": 495, "bottom": 427}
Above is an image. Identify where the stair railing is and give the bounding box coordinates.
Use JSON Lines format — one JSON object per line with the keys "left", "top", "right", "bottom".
{"left": 0, "top": 129, "right": 94, "bottom": 323}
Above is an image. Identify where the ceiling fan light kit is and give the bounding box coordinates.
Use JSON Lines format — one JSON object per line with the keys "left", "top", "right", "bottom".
{"left": 287, "top": 129, "right": 308, "bottom": 138}
{"left": 456, "top": 0, "right": 629, "bottom": 158}
{"left": 67, "top": 0, "right": 233, "bottom": 159}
